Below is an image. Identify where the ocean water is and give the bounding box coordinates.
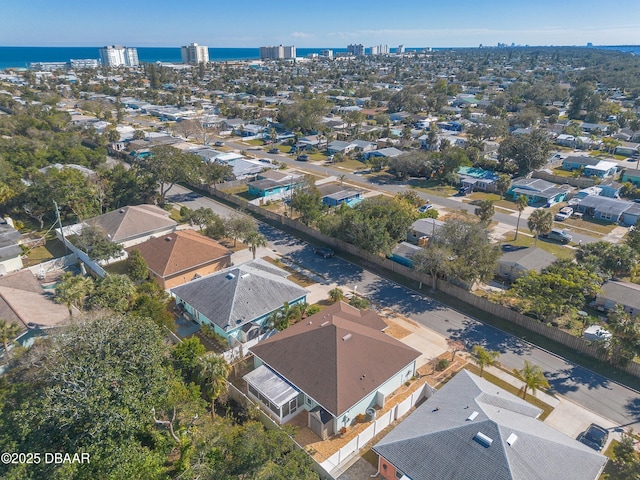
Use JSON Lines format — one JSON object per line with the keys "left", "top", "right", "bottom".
{"left": 0, "top": 46, "right": 349, "bottom": 70}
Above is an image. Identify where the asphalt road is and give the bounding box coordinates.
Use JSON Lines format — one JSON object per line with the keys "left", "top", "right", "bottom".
{"left": 167, "top": 183, "right": 640, "bottom": 431}
{"left": 225, "top": 139, "right": 600, "bottom": 245}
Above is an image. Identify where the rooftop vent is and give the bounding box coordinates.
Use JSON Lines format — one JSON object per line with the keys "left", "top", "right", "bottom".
{"left": 506, "top": 433, "right": 518, "bottom": 446}
{"left": 226, "top": 273, "right": 235, "bottom": 280}
{"left": 474, "top": 432, "right": 493, "bottom": 448}
{"left": 342, "top": 333, "right": 352, "bottom": 342}
{"left": 119, "top": 209, "right": 125, "bottom": 213}
{"left": 320, "top": 321, "right": 329, "bottom": 327}
{"left": 240, "top": 273, "right": 250, "bottom": 279}
{"left": 165, "top": 236, "right": 173, "bottom": 241}
{"left": 466, "top": 411, "right": 479, "bottom": 421}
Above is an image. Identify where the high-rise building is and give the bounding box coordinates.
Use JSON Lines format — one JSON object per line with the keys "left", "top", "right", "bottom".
{"left": 181, "top": 43, "right": 209, "bottom": 64}
{"left": 99, "top": 46, "right": 139, "bottom": 67}
{"left": 320, "top": 49, "right": 334, "bottom": 59}
{"left": 398, "top": 44, "right": 405, "bottom": 53}
{"left": 347, "top": 44, "right": 365, "bottom": 56}
{"left": 259, "top": 45, "right": 296, "bottom": 60}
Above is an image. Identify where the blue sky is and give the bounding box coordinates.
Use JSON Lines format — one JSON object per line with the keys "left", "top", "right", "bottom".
{"left": 2, "top": 0, "right": 639, "bottom": 48}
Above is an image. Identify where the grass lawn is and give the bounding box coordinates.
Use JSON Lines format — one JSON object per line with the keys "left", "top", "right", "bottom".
{"left": 561, "top": 216, "right": 618, "bottom": 235}
{"left": 262, "top": 256, "right": 316, "bottom": 287}
{"left": 245, "top": 139, "right": 264, "bottom": 146}
{"left": 221, "top": 184, "right": 249, "bottom": 195}
{"left": 499, "top": 230, "right": 574, "bottom": 259}
{"left": 235, "top": 190, "right": 258, "bottom": 202}
{"left": 409, "top": 179, "right": 458, "bottom": 197}
{"left": 308, "top": 152, "right": 329, "bottom": 161}
{"left": 22, "top": 239, "right": 68, "bottom": 267}
{"left": 465, "top": 364, "right": 554, "bottom": 420}
{"left": 169, "top": 207, "right": 184, "bottom": 223}
{"left": 551, "top": 168, "right": 574, "bottom": 177}
{"left": 332, "top": 158, "right": 368, "bottom": 171}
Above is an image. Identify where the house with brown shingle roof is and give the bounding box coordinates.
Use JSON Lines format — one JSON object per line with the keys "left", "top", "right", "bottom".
{"left": 127, "top": 230, "right": 232, "bottom": 289}
{"left": 83, "top": 204, "right": 177, "bottom": 248}
{"left": 0, "top": 270, "right": 70, "bottom": 343}
{"left": 245, "top": 302, "right": 421, "bottom": 439}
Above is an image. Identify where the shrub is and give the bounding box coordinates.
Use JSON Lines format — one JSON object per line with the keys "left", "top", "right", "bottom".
{"left": 436, "top": 358, "right": 450, "bottom": 371}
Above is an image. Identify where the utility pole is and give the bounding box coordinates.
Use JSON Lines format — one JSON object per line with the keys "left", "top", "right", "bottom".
{"left": 53, "top": 200, "right": 69, "bottom": 255}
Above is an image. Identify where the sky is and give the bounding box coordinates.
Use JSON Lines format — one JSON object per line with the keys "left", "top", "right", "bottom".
{"left": 2, "top": 0, "right": 639, "bottom": 48}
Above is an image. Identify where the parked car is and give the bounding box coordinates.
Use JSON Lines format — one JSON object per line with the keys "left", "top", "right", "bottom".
{"left": 268, "top": 148, "right": 280, "bottom": 154}
{"left": 296, "top": 154, "right": 309, "bottom": 161}
{"left": 313, "top": 247, "right": 334, "bottom": 258}
{"left": 577, "top": 424, "right": 609, "bottom": 451}
{"left": 214, "top": 141, "right": 225, "bottom": 146}
{"left": 418, "top": 203, "right": 433, "bottom": 213}
{"left": 459, "top": 185, "right": 472, "bottom": 195}
{"left": 554, "top": 207, "right": 574, "bottom": 221}
{"left": 542, "top": 228, "right": 573, "bottom": 243}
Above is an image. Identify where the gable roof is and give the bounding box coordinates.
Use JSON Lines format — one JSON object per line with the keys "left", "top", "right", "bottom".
{"left": 85, "top": 205, "right": 176, "bottom": 243}
{"left": 373, "top": 370, "right": 607, "bottom": 480}
{"left": 0, "top": 270, "right": 70, "bottom": 331}
{"left": 170, "top": 258, "right": 308, "bottom": 331}
{"left": 599, "top": 280, "right": 640, "bottom": 311}
{"left": 127, "top": 230, "right": 231, "bottom": 278}
{"left": 498, "top": 247, "right": 556, "bottom": 272}
{"left": 249, "top": 301, "right": 420, "bottom": 417}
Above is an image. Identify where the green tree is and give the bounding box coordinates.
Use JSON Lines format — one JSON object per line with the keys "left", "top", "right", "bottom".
{"left": 431, "top": 219, "right": 500, "bottom": 286}
{"left": 413, "top": 245, "right": 453, "bottom": 291}
{"left": 395, "top": 190, "right": 423, "bottom": 208}
{"left": 198, "top": 354, "right": 231, "bottom": 419}
{"left": 225, "top": 215, "right": 256, "bottom": 247}
{"left": 496, "top": 174, "right": 512, "bottom": 199}
{"left": 183, "top": 206, "right": 218, "bottom": 230}
{"left": 143, "top": 146, "right": 204, "bottom": 204}
{"left": 290, "top": 181, "right": 324, "bottom": 225}
{"left": 474, "top": 199, "right": 495, "bottom": 225}
{"left": 349, "top": 295, "right": 370, "bottom": 310}
{"left": 202, "top": 162, "right": 234, "bottom": 187}
{"left": 471, "top": 345, "right": 500, "bottom": 377}
{"left": 172, "top": 336, "right": 206, "bottom": 378}
{"left": 576, "top": 241, "right": 637, "bottom": 279}
{"left": 512, "top": 360, "right": 550, "bottom": 398}
{"left": 514, "top": 194, "right": 529, "bottom": 240}
{"left": 328, "top": 287, "right": 345, "bottom": 303}
{"left": 244, "top": 231, "right": 267, "bottom": 260}
{"left": 127, "top": 249, "right": 149, "bottom": 283}
{"left": 497, "top": 129, "right": 552, "bottom": 175}
{"left": 527, "top": 208, "right": 553, "bottom": 246}
{"left": 0, "top": 313, "right": 176, "bottom": 479}
{"left": 131, "top": 282, "right": 175, "bottom": 332}
{"left": 54, "top": 271, "right": 95, "bottom": 316}
{"left": 599, "top": 307, "right": 640, "bottom": 367}
{"left": 608, "top": 429, "right": 640, "bottom": 478}
{"left": 91, "top": 274, "right": 136, "bottom": 313}
{"left": 0, "top": 319, "right": 22, "bottom": 358}
{"left": 625, "top": 226, "right": 640, "bottom": 254}
{"left": 73, "top": 225, "right": 124, "bottom": 261}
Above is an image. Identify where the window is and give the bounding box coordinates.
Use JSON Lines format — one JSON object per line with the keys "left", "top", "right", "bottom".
{"left": 305, "top": 395, "right": 312, "bottom": 407}
{"left": 396, "top": 470, "right": 405, "bottom": 479}
{"left": 601, "top": 212, "right": 613, "bottom": 221}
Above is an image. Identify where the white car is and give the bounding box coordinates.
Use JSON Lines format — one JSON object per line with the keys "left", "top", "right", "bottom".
{"left": 418, "top": 203, "right": 433, "bottom": 213}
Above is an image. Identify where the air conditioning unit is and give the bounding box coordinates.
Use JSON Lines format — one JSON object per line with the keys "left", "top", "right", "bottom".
{"left": 366, "top": 407, "right": 377, "bottom": 420}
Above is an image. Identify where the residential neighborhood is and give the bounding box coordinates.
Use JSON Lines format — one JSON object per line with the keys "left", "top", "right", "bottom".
{"left": 1, "top": 34, "right": 640, "bottom": 479}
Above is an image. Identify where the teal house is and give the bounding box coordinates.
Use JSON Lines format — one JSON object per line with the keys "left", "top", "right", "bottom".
{"left": 508, "top": 178, "right": 571, "bottom": 206}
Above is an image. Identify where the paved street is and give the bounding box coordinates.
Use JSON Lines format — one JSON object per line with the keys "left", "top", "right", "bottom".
{"left": 167, "top": 183, "right": 640, "bottom": 432}
{"left": 223, "top": 139, "right": 601, "bottom": 245}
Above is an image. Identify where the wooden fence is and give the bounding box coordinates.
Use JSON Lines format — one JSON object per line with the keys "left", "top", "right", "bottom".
{"left": 532, "top": 170, "right": 596, "bottom": 188}
{"left": 200, "top": 183, "right": 640, "bottom": 379}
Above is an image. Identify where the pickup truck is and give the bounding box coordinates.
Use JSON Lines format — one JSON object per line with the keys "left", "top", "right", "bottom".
{"left": 554, "top": 207, "right": 574, "bottom": 221}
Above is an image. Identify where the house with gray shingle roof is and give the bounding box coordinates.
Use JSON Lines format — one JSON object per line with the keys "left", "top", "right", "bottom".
{"left": 373, "top": 370, "right": 607, "bottom": 480}
{"left": 496, "top": 246, "right": 556, "bottom": 281}
{"left": 245, "top": 301, "right": 420, "bottom": 439}
{"left": 507, "top": 178, "right": 571, "bottom": 206}
{"left": 171, "top": 259, "right": 308, "bottom": 345}
{"left": 595, "top": 280, "right": 640, "bottom": 315}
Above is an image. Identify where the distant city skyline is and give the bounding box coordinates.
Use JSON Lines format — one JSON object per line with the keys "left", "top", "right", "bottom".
{"left": 2, "top": 0, "right": 639, "bottom": 49}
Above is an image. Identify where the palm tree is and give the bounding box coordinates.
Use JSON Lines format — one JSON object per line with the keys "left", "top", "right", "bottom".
{"left": 244, "top": 231, "right": 267, "bottom": 260}
{"left": 198, "top": 354, "right": 231, "bottom": 419}
{"left": 54, "top": 272, "right": 94, "bottom": 316}
{"left": 471, "top": 345, "right": 500, "bottom": 377}
{"left": 0, "top": 320, "right": 22, "bottom": 359}
{"left": 514, "top": 195, "right": 529, "bottom": 240}
{"left": 527, "top": 208, "right": 553, "bottom": 246}
{"left": 328, "top": 287, "right": 344, "bottom": 303}
{"left": 512, "top": 360, "right": 550, "bottom": 399}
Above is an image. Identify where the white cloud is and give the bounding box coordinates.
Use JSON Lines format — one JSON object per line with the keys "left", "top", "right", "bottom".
{"left": 291, "top": 32, "right": 313, "bottom": 39}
